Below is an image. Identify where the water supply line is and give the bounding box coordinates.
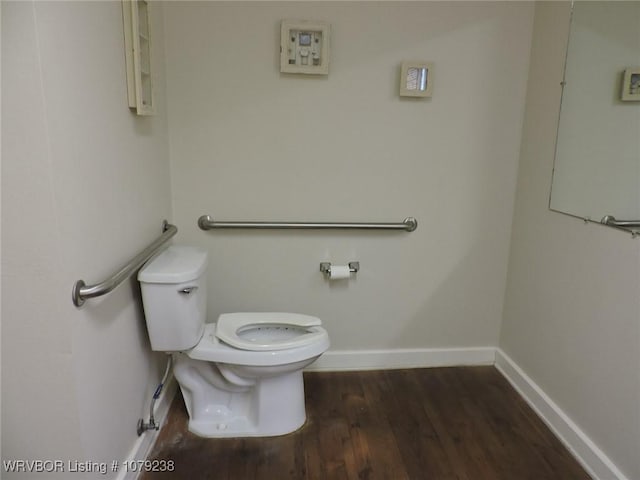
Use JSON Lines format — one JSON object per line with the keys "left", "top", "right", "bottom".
{"left": 137, "top": 354, "right": 173, "bottom": 436}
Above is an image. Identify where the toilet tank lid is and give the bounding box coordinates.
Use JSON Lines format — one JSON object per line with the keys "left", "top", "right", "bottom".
{"left": 138, "top": 245, "right": 207, "bottom": 284}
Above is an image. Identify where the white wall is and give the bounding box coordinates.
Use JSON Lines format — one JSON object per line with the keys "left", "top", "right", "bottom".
{"left": 2, "top": 1, "right": 172, "bottom": 477}
{"left": 500, "top": 3, "right": 640, "bottom": 480}
{"left": 164, "top": 2, "right": 534, "bottom": 352}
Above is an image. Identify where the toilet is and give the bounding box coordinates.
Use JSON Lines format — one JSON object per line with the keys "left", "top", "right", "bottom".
{"left": 138, "top": 245, "right": 330, "bottom": 438}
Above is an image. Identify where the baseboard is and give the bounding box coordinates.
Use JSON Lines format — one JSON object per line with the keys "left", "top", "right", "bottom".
{"left": 116, "top": 377, "right": 177, "bottom": 480}
{"left": 305, "top": 347, "right": 496, "bottom": 371}
{"left": 495, "top": 349, "right": 630, "bottom": 480}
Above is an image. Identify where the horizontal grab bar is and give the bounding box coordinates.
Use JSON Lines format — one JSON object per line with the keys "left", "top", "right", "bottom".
{"left": 601, "top": 215, "right": 640, "bottom": 229}
{"left": 72, "top": 220, "right": 177, "bottom": 307}
{"left": 197, "top": 215, "right": 418, "bottom": 232}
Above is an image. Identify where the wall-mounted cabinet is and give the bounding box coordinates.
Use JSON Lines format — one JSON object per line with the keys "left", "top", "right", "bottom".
{"left": 122, "top": 0, "right": 155, "bottom": 115}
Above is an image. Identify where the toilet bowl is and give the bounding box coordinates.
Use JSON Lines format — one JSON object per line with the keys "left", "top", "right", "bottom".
{"left": 138, "top": 245, "right": 330, "bottom": 438}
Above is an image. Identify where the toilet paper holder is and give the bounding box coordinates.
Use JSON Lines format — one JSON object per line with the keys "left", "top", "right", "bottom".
{"left": 319, "top": 262, "right": 360, "bottom": 276}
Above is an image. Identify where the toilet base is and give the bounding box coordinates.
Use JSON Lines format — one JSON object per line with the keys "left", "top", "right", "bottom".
{"left": 174, "top": 354, "right": 308, "bottom": 438}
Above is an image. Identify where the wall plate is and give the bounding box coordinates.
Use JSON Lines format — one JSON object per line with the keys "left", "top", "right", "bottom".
{"left": 621, "top": 67, "right": 640, "bottom": 101}
{"left": 280, "top": 20, "right": 330, "bottom": 75}
{"left": 399, "top": 61, "right": 434, "bottom": 98}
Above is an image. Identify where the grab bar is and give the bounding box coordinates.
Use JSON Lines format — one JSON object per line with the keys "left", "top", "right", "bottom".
{"left": 197, "top": 215, "right": 418, "bottom": 232}
{"left": 601, "top": 215, "right": 640, "bottom": 229}
{"left": 72, "top": 220, "right": 177, "bottom": 307}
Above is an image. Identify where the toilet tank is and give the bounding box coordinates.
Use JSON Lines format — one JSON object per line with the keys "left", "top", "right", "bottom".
{"left": 138, "top": 245, "right": 208, "bottom": 351}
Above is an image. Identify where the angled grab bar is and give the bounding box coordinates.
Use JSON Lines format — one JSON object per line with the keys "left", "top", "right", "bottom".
{"left": 197, "top": 215, "right": 418, "bottom": 232}
{"left": 72, "top": 220, "right": 177, "bottom": 307}
{"left": 601, "top": 215, "right": 640, "bottom": 229}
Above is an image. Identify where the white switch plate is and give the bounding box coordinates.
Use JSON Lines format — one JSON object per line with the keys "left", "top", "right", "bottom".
{"left": 280, "top": 20, "right": 330, "bottom": 75}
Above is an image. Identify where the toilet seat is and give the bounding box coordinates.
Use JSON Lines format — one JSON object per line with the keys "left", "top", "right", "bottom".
{"left": 215, "top": 312, "right": 324, "bottom": 351}
{"left": 188, "top": 323, "right": 329, "bottom": 366}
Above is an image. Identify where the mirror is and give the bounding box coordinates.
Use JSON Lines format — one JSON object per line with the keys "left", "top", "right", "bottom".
{"left": 549, "top": 1, "right": 640, "bottom": 233}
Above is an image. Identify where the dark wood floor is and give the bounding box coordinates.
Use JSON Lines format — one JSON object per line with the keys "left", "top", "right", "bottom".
{"left": 141, "top": 367, "right": 590, "bottom": 480}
